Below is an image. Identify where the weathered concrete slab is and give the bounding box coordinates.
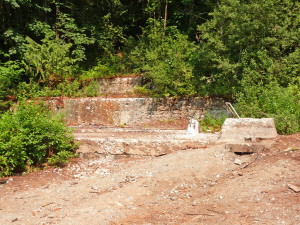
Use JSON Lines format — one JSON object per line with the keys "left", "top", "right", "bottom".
{"left": 219, "top": 118, "right": 277, "bottom": 143}
{"left": 74, "top": 129, "right": 219, "bottom": 158}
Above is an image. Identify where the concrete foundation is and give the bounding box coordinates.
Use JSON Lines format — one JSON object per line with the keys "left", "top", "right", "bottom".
{"left": 74, "top": 128, "right": 219, "bottom": 158}
{"left": 49, "top": 97, "right": 228, "bottom": 126}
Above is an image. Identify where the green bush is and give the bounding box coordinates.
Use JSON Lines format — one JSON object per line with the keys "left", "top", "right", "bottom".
{"left": 80, "top": 62, "right": 112, "bottom": 81}
{"left": 83, "top": 80, "right": 100, "bottom": 97}
{"left": 195, "top": 0, "right": 300, "bottom": 96}
{"left": 199, "top": 113, "right": 227, "bottom": 133}
{"left": 0, "top": 101, "right": 76, "bottom": 176}
{"left": 0, "top": 60, "right": 24, "bottom": 112}
{"left": 57, "top": 80, "right": 82, "bottom": 97}
{"left": 134, "top": 85, "right": 153, "bottom": 96}
{"left": 23, "top": 35, "right": 79, "bottom": 83}
{"left": 236, "top": 81, "right": 300, "bottom": 134}
{"left": 15, "top": 79, "right": 84, "bottom": 98}
{"left": 47, "top": 151, "right": 78, "bottom": 167}
{"left": 125, "top": 20, "right": 197, "bottom": 97}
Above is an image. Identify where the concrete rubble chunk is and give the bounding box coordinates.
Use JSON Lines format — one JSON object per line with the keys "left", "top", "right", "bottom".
{"left": 219, "top": 118, "right": 277, "bottom": 143}
{"left": 226, "top": 143, "right": 265, "bottom": 154}
{"left": 233, "top": 158, "right": 242, "bottom": 165}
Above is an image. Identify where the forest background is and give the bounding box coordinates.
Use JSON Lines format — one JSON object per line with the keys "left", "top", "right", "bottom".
{"left": 0, "top": 0, "right": 299, "bottom": 175}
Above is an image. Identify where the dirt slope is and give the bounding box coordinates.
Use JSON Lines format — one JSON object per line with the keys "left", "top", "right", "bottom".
{"left": 0, "top": 133, "right": 299, "bottom": 225}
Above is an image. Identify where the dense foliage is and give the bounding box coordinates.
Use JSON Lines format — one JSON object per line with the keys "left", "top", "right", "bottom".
{"left": 0, "top": 101, "right": 76, "bottom": 176}
{"left": 195, "top": 0, "right": 300, "bottom": 133}
{"left": 0, "top": 0, "right": 299, "bottom": 134}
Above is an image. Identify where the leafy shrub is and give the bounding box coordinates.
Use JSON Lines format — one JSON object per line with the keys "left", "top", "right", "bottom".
{"left": 80, "top": 62, "right": 112, "bottom": 81}
{"left": 125, "top": 20, "right": 197, "bottom": 97}
{"left": 23, "top": 35, "right": 79, "bottom": 83}
{"left": 47, "top": 151, "right": 78, "bottom": 167}
{"left": 134, "top": 85, "right": 152, "bottom": 96}
{"left": 235, "top": 81, "right": 300, "bottom": 134}
{"left": 83, "top": 80, "right": 100, "bottom": 97}
{"left": 0, "top": 60, "right": 24, "bottom": 112}
{"left": 15, "top": 79, "right": 83, "bottom": 98}
{"left": 22, "top": 18, "right": 90, "bottom": 84}
{"left": 0, "top": 101, "right": 76, "bottom": 176}
{"left": 15, "top": 81, "right": 42, "bottom": 99}
{"left": 199, "top": 113, "right": 227, "bottom": 133}
{"left": 57, "top": 80, "right": 82, "bottom": 97}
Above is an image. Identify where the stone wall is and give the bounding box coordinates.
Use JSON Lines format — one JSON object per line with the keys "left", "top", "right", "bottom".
{"left": 97, "top": 76, "right": 142, "bottom": 95}
{"left": 49, "top": 97, "right": 229, "bottom": 126}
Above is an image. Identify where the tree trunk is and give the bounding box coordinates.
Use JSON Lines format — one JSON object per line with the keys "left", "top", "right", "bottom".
{"left": 55, "top": 3, "right": 59, "bottom": 38}
{"left": 164, "top": 0, "right": 167, "bottom": 31}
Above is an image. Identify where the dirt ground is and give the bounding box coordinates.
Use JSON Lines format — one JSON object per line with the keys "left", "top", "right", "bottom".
{"left": 0, "top": 133, "right": 299, "bottom": 225}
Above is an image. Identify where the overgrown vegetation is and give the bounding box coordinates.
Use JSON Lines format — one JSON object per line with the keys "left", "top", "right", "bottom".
{"left": 0, "top": 101, "right": 76, "bottom": 176}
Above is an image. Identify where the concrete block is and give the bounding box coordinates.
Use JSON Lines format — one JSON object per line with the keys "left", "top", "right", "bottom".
{"left": 219, "top": 118, "right": 277, "bottom": 143}
{"left": 226, "top": 143, "right": 266, "bottom": 153}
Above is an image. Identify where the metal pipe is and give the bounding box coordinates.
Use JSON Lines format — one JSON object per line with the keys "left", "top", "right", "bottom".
{"left": 225, "top": 102, "right": 240, "bottom": 119}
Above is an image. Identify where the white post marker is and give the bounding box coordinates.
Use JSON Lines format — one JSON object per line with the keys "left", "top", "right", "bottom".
{"left": 187, "top": 118, "right": 199, "bottom": 135}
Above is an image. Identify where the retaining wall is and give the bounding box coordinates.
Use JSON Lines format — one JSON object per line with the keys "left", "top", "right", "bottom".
{"left": 49, "top": 97, "right": 229, "bottom": 126}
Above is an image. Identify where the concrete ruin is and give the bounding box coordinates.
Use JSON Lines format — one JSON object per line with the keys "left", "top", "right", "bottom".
{"left": 219, "top": 118, "right": 277, "bottom": 142}
{"left": 74, "top": 128, "right": 219, "bottom": 158}
{"left": 49, "top": 97, "right": 228, "bottom": 126}
{"left": 219, "top": 118, "right": 278, "bottom": 153}
{"left": 46, "top": 76, "right": 234, "bottom": 157}
{"left": 49, "top": 76, "right": 278, "bottom": 157}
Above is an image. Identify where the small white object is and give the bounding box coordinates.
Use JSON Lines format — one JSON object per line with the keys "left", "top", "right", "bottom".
{"left": 187, "top": 119, "right": 199, "bottom": 135}
{"left": 234, "top": 158, "right": 242, "bottom": 165}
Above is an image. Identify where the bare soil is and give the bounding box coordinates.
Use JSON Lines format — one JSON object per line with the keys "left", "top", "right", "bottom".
{"left": 0, "top": 133, "right": 299, "bottom": 225}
